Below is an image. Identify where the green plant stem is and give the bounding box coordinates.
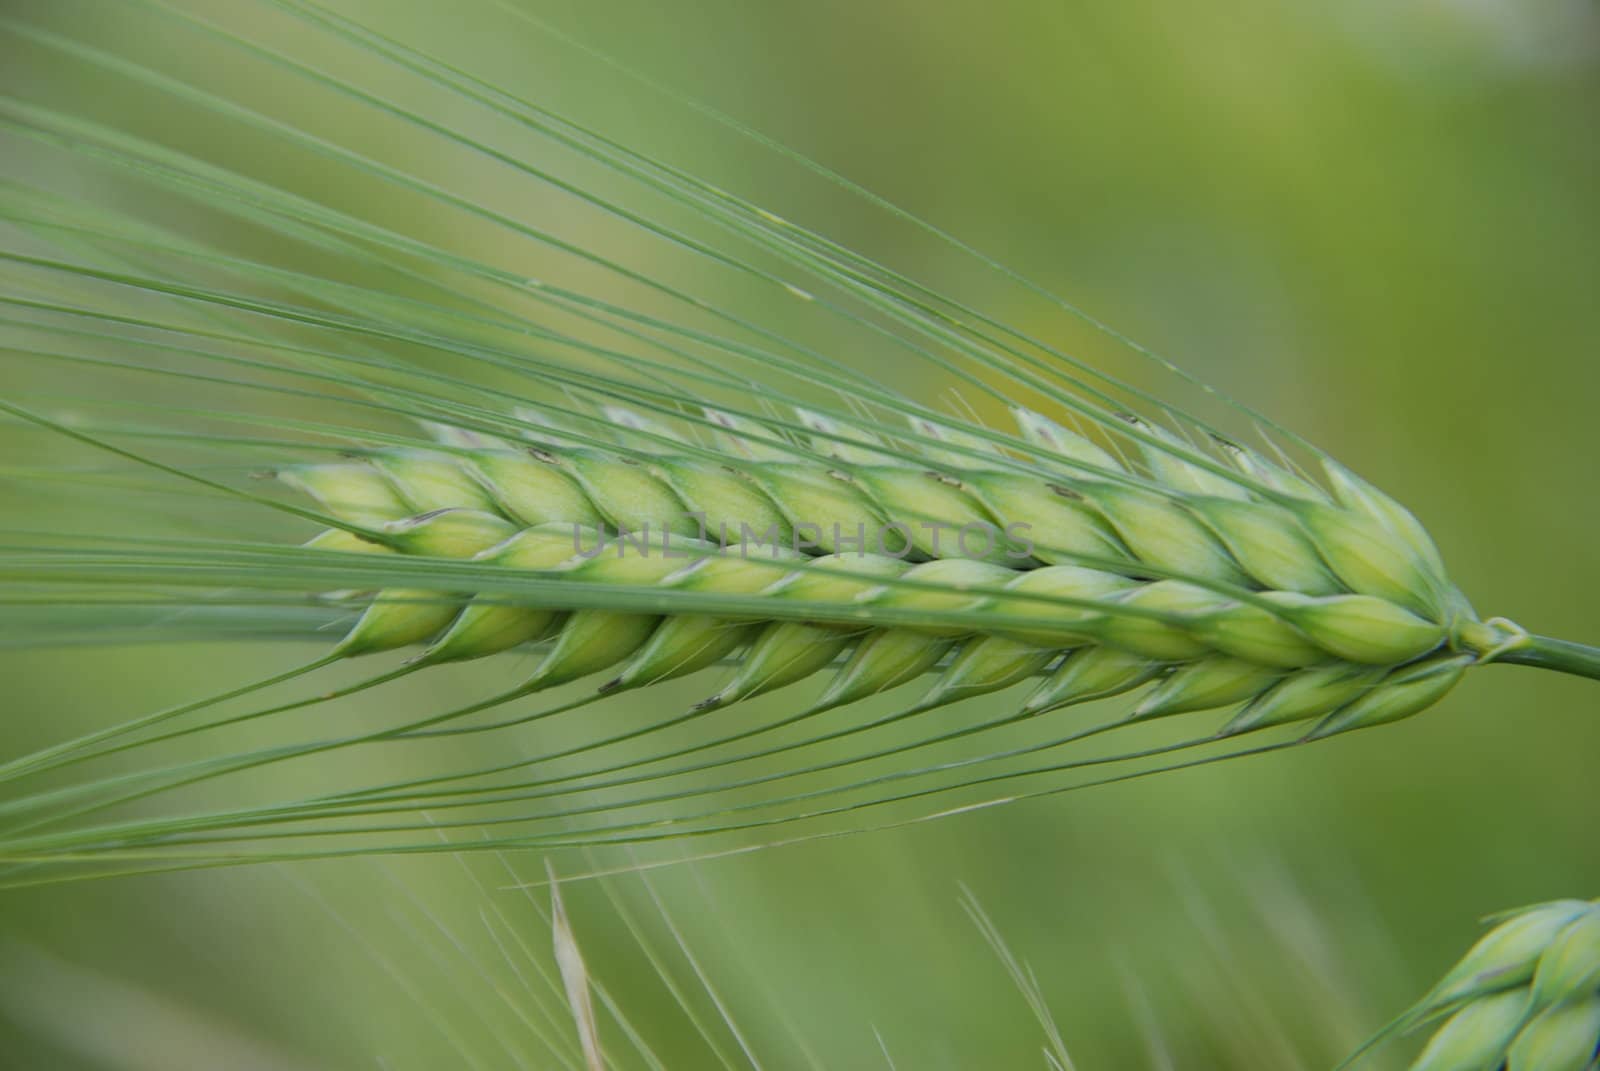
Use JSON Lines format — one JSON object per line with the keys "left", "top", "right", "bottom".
{"left": 1495, "top": 633, "right": 1600, "bottom": 683}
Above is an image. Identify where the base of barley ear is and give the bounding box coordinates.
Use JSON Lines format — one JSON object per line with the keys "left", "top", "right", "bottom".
{"left": 1457, "top": 617, "right": 1600, "bottom": 683}
{"left": 1489, "top": 632, "right": 1600, "bottom": 683}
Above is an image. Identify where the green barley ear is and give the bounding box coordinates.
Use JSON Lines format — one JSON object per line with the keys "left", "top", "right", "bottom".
{"left": 1345, "top": 899, "right": 1600, "bottom": 1070}
{"left": 1436, "top": 901, "right": 1595, "bottom": 1001}
{"left": 203, "top": 411, "right": 1598, "bottom": 863}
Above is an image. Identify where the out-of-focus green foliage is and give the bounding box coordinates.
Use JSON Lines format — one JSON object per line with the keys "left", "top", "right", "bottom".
{"left": 1, "top": 1, "right": 1596, "bottom": 1067}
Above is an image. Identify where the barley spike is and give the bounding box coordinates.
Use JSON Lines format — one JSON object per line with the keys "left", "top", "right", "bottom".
{"left": 1345, "top": 898, "right": 1600, "bottom": 1071}
{"left": 278, "top": 401, "right": 1515, "bottom": 740}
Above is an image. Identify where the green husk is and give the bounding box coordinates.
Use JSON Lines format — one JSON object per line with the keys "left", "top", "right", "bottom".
{"left": 1348, "top": 899, "right": 1600, "bottom": 1071}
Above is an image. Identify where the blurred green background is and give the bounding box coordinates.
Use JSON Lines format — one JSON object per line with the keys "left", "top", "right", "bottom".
{"left": 1, "top": 1, "right": 1597, "bottom": 1067}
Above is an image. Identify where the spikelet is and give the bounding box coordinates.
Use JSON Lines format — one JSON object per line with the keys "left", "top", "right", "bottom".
{"left": 279, "top": 400, "right": 1498, "bottom": 739}
{"left": 1367, "top": 899, "right": 1600, "bottom": 1071}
